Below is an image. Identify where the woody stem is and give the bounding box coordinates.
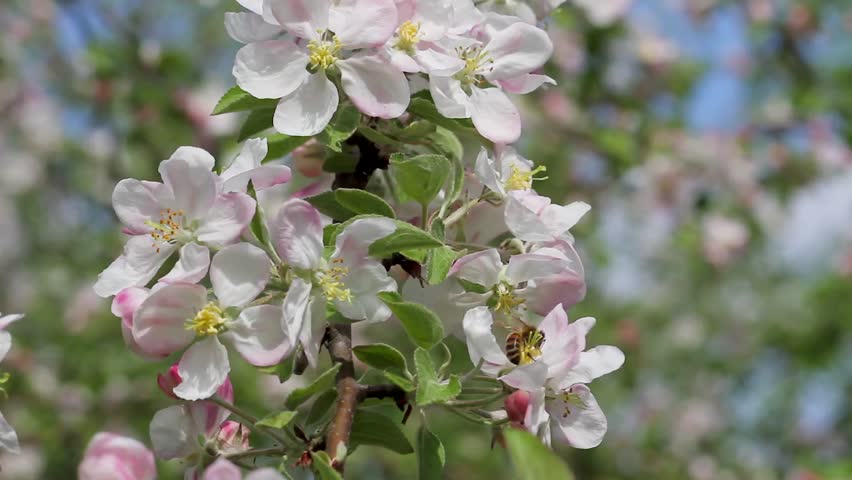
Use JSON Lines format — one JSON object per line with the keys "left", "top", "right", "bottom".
{"left": 325, "top": 323, "right": 358, "bottom": 471}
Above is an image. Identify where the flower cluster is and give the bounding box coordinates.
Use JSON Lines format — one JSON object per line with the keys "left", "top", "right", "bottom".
{"left": 81, "top": 0, "right": 624, "bottom": 477}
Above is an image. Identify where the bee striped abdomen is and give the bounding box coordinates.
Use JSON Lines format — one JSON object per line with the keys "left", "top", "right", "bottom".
{"left": 505, "top": 327, "right": 546, "bottom": 365}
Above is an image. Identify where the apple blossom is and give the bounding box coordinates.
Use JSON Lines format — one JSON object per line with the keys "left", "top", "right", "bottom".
{"left": 382, "top": 0, "right": 465, "bottom": 75}
{"left": 220, "top": 138, "right": 292, "bottom": 193}
{"left": 78, "top": 432, "right": 156, "bottom": 480}
{"left": 474, "top": 146, "right": 547, "bottom": 198}
{"left": 504, "top": 190, "right": 591, "bottom": 242}
{"left": 0, "top": 313, "right": 23, "bottom": 454}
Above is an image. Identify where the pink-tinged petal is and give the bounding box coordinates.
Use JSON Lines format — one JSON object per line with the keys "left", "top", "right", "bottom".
{"left": 548, "top": 385, "right": 607, "bottom": 449}
{"left": 540, "top": 201, "right": 591, "bottom": 238}
{"left": 483, "top": 22, "right": 553, "bottom": 81}
{"left": 413, "top": 47, "right": 464, "bottom": 76}
{"left": 195, "top": 192, "right": 256, "bottom": 247}
{"left": 448, "top": 249, "right": 502, "bottom": 287}
{"left": 222, "top": 140, "right": 293, "bottom": 192}
{"left": 158, "top": 147, "right": 218, "bottom": 220}
{"left": 505, "top": 390, "right": 531, "bottom": 425}
{"left": 0, "top": 411, "right": 18, "bottom": 454}
{"left": 505, "top": 251, "right": 572, "bottom": 284}
{"left": 149, "top": 405, "right": 196, "bottom": 460}
{"left": 225, "top": 305, "right": 290, "bottom": 366}
{"left": 497, "top": 74, "right": 556, "bottom": 94}
{"left": 338, "top": 55, "right": 410, "bottom": 119}
{"left": 282, "top": 277, "right": 312, "bottom": 346}
{"left": 273, "top": 73, "right": 339, "bottom": 136}
{"left": 388, "top": 48, "right": 421, "bottom": 73}
{"left": 245, "top": 469, "right": 287, "bottom": 480}
{"left": 525, "top": 387, "right": 549, "bottom": 439}
{"left": 412, "top": 0, "right": 452, "bottom": 40}
{"left": 0, "top": 331, "right": 11, "bottom": 364}
{"left": 557, "top": 346, "right": 625, "bottom": 389}
{"left": 333, "top": 263, "right": 396, "bottom": 322}
{"left": 537, "top": 305, "right": 583, "bottom": 376}
{"left": 499, "top": 360, "right": 548, "bottom": 390}
{"left": 186, "top": 377, "right": 235, "bottom": 439}
{"left": 132, "top": 283, "right": 206, "bottom": 357}
{"left": 236, "top": 0, "right": 264, "bottom": 15}
{"left": 523, "top": 274, "right": 586, "bottom": 316}
{"left": 474, "top": 147, "right": 505, "bottom": 196}
{"left": 111, "top": 287, "right": 150, "bottom": 329}
{"left": 233, "top": 40, "right": 310, "bottom": 99}
{"left": 330, "top": 0, "right": 398, "bottom": 48}
{"left": 79, "top": 432, "right": 156, "bottom": 480}
{"left": 0, "top": 313, "right": 24, "bottom": 331}
{"left": 273, "top": 198, "right": 324, "bottom": 270}
{"left": 469, "top": 87, "right": 520, "bottom": 144}
{"left": 300, "top": 298, "right": 327, "bottom": 367}
{"left": 462, "top": 307, "right": 510, "bottom": 375}
{"left": 221, "top": 138, "right": 267, "bottom": 186}
{"left": 93, "top": 236, "right": 177, "bottom": 298}
{"left": 333, "top": 217, "right": 396, "bottom": 262}
{"left": 210, "top": 243, "right": 270, "bottom": 307}
{"left": 174, "top": 336, "right": 231, "bottom": 401}
{"left": 225, "top": 12, "right": 282, "bottom": 44}
{"left": 429, "top": 76, "right": 471, "bottom": 119}
{"left": 112, "top": 179, "right": 168, "bottom": 233}
{"left": 203, "top": 459, "right": 242, "bottom": 480}
{"left": 122, "top": 321, "right": 161, "bottom": 360}
{"left": 268, "top": 0, "right": 329, "bottom": 39}
{"left": 160, "top": 243, "right": 211, "bottom": 285}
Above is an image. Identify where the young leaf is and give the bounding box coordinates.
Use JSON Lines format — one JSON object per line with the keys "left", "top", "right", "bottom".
{"left": 383, "top": 371, "right": 416, "bottom": 392}
{"left": 399, "top": 120, "right": 437, "bottom": 141}
{"left": 334, "top": 189, "right": 395, "bottom": 218}
{"left": 417, "top": 425, "right": 445, "bottom": 480}
{"left": 305, "top": 191, "right": 357, "bottom": 222}
{"left": 353, "top": 343, "right": 408, "bottom": 373}
{"left": 357, "top": 126, "right": 400, "bottom": 146}
{"left": 265, "top": 133, "right": 310, "bottom": 161}
{"left": 318, "top": 103, "right": 361, "bottom": 152}
{"left": 414, "top": 348, "right": 461, "bottom": 405}
{"left": 378, "top": 292, "right": 444, "bottom": 349}
{"left": 258, "top": 354, "right": 296, "bottom": 383}
{"left": 285, "top": 364, "right": 342, "bottom": 410}
{"left": 322, "top": 153, "right": 359, "bottom": 174}
{"left": 390, "top": 153, "right": 450, "bottom": 206}
{"left": 407, "top": 97, "right": 477, "bottom": 135}
{"left": 238, "top": 108, "right": 275, "bottom": 141}
{"left": 311, "top": 452, "right": 343, "bottom": 480}
{"left": 368, "top": 222, "right": 443, "bottom": 259}
{"left": 212, "top": 86, "right": 277, "bottom": 115}
{"left": 350, "top": 408, "right": 414, "bottom": 455}
{"left": 425, "top": 246, "right": 457, "bottom": 285}
{"left": 255, "top": 411, "right": 297, "bottom": 429}
{"left": 504, "top": 429, "right": 575, "bottom": 480}
{"left": 306, "top": 390, "right": 338, "bottom": 428}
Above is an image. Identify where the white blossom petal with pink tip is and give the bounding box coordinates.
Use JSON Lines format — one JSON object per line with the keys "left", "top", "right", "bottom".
{"left": 149, "top": 405, "right": 196, "bottom": 460}
{"left": 329, "top": 0, "right": 398, "bottom": 48}
{"left": 93, "top": 236, "right": 177, "bottom": 297}
{"left": 462, "top": 307, "right": 510, "bottom": 375}
{"left": 332, "top": 217, "right": 396, "bottom": 262}
{"left": 158, "top": 147, "right": 218, "bottom": 221}
{"left": 273, "top": 199, "right": 324, "bottom": 270}
{"left": 203, "top": 458, "right": 242, "bottom": 480}
{"left": 469, "top": 87, "right": 521, "bottom": 144}
{"left": 174, "top": 336, "right": 231, "bottom": 401}
{"left": 548, "top": 385, "right": 607, "bottom": 449}
{"left": 195, "top": 192, "right": 256, "bottom": 247}
{"left": 78, "top": 432, "right": 156, "bottom": 480}
{"left": 483, "top": 22, "right": 553, "bottom": 82}
{"left": 273, "top": 73, "right": 339, "bottom": 137}
{"left": 225, "top": 305, "right": 290, "bottom": 366}
{"left": 210, "top": 243, "right": 271, "bottom": 308}
{"left": 225, "top": 12, "right": 282, "bottom": 44}
{"left": 160, "top": 243, "right": 210, "bottom": 284}
{"left": 268, "top": 0, "right": 329, "bottom": 39}
{"left": 132, "top": 283, "right": 206, "bottom": 357}
{"left": 233, "top": 40, "right": 310, "bottom": 99}
{"left": 338, "top": 55, "right": 410, "bottom": 119}
{"left": 448, "top": 249, "right": 502, "bottom": 287}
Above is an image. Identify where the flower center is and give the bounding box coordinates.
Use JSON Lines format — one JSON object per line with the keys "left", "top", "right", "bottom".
{"left": 494, "top": 283, "right": 525, "bottom": 314}
{"left": 186, "top": 302, "right": 226, "bottom": 336}
{"left": 454, "top": 46, "right": 493, "bottom": 86}
{"left": 558, "top": 388, "right": 583, "bottom": 418}
{"left": 506, "top": 326, "right": 545, "bottom": 366}
{"left": 317, "top": 259, "right": 352, "bottom": 303}
{"left": 308, "top": 35, "right": 343, "bottom": 71}
{"left": 394, "top": 20, "right": 422, "bottom": 54}
{"left": 145, "top": 208, "right": 185, "bottom": 253}
{"left": 504, "top": 165, "right": 548, "bottom": 191}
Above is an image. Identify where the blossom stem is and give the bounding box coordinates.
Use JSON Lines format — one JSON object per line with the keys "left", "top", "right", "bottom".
{"left": 446, "top": 390, "right": 505, "bottom": 408}
{"left": 226, "top": 446, "right": 287, "bottom": 461}
{"left": 210, "top": 396, "right": 291, "bottom": 447}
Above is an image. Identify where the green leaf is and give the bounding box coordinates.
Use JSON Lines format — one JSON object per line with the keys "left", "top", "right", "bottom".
{"left": 247, "top": 183, "right": 269, "bottom": 247}
{"left": 238, "top": 108, "right": 274, "bottom": 141}
{"left": 323, "top": 223, "right": 341, "bottom": 246}
{"left": 398, "top": 120, "right": 437, "bottom": 141}
{"left": 318, "top": 103, "right": 361, "bottom": 152}
{"left": 417, "top": 425, "right": 445, "bottom": 480}
{"left": 212, "top": 86, "right": 277, "bottom": 115}
{"left": 425, "top": 246, "right": 457, "bottom": 285}
{"left": 350, "top": 408, "right": 414, "bottom": 454}
{"left": 334, "top": 189, "right": 395, "bottom": 218}
{"left": 378, "top": 292, "right": 444, "bottom": 349}
{"left": 427, "top": 126, "right": 463, "bottom": 161}
{"left": 258, "top": 354, "right": 296, "bottom": 383}
{"left": 285, "top": 364, "right": 341, "bottom": 410}
{"left": 306, "top": 390, "right": 338, "bottom": 428}
{"left": 414, "top": 348, "right": 461, "bottom": 405}
{"left": 504, "top": 429, "right": 575, "bottom": 480}
{"left": 353, "top": 343, "right": 408, "bottom": 373}
{"left": 368, "top": 222, "right": 443, "bottom": 259}
{"left": 311, "top": 452, "right": 343, "bottom": 480}
{"left": 255, "top": 411, "right": 297, "bottom": 429}
{"left": 322, "top": 153, "right": 358, "bottom": 174}
{"left": 305, "top": 191, "right": 356, "bottom": 221}
{"left": 357, "top": 126, "right": 400, "bottom": 146}
{"left": 390, "top": 153, "right": 450, "bottom": 206}
{"left": 408, "top": 97, "right": 477, "bottom": 135}
{"left": 265, "top": 133, "right": 311, "bottom": 161}
{"left": 383, "top": 371, "right": 416, "bottom": 392}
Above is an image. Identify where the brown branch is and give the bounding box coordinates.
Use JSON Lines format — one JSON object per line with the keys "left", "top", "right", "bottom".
{"left": 324, "top": 323, "right": 358, "bottom": 472}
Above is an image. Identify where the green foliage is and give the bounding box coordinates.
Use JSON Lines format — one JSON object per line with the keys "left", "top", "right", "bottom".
{"left": 504, "top": 429, "right": 575, "bottom": 480}
{"left": 353, "top": 343, "right": 408, "bottom": 373}
{"left": 265, "top": 133, "right": 311, "bottom": 161}
{"left": 368, "top": 221, "right": 444, "bottom": 260}
{"left": 212, "top": 86, "right": 277, "bottom": 115}
{"left": 350, "top": 408, "right": 414, "bottom": 454}
{"left": 414, "top": 347, "right": 461, "bottom": 405}
{"left": 334, "top": 189, "right": 395, "bottom": 218}
{"left": 425, "top": 246, "right": 457, "bottom": 285}
{"left": 318, "top": 103, "right": 361, "bottom": 152}
{"left": 390, "top": 153, "right": 450, "bottom": 206}
{"left": 306, "top": 191, "right": 358, "bottom": 221}
{"left": 378, "top": 292, "right": 444, "bottom": 349}
{"left": 417, "top": 425, "right": 446, "bottom": 480}
{"left": 285, "top": 364, "right": 341, "bottom": 410}
{"left": 258, "top": 353, "right": 296, "bottom": 383}
{"left": 255, "top": 410, "right": 297, "bottom": 429}
{"left": 408, "top": 97, "right": 477, "bottom": 136}
{"left": 311, "top": 451, "right": 343, "bottom": 480}
{"left": 238, "top": 108, "right": 274, "bottom": 141}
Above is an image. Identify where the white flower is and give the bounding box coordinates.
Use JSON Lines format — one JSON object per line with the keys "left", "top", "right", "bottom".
{"left": 474, "top": 146, "right": 545, "bottom": 198}
{"left": 0, "top": 312, "right": 23, "bottom": 454}
{"left": 504, "top": 190, "right": 590, "bottom": 242}
{"left": 382, "top": 0, "right": 464, "bottom": 75}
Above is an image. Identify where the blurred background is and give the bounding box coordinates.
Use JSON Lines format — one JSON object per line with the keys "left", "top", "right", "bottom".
{"left": 1, "top": 0, "right": 851, "bottom": 478}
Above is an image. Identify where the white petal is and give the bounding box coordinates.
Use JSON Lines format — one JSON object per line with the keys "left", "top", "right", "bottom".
{"left": 281, "top": 277, "right": 312, "bottom": 346}
{"left": 132, "top": 283, "right": 206, "bottom": 357}
{"left": 149, "top": 405, "right": 196, "bottom": 459}
{"left": 203, "top": 458, "right": 242, "bottom": 480}
{"left": 429, "top": 76, "right": 471, "bottom": 119}
{"left": 174, "top": 336, "right": 231, "bottom": 401}
{"left": 499, "top": 361, "right": 548, "bottom": 391}
{"left": 225, "top": 12, "right": 282, "bottom": 44}
{"left": 210, "top": 243, "right": 271, "bottom": 307}
{"left": 333, "top": 263, "right": 396, "bottom": 322}
{"left": 221, "top": 138, "right": 266, "bottom": 183}
{"left": 330, "top": 0, "right": 398, "bottom": 48}
{"left": 0, "top": 411, "right": 19, "bottom": 454}
{"left": 483, "top": 22, "right": 553, "bottom": 81}
{"left": 158, "top": 147, "right": 218, "bottom": 221}
{"left": 462, "top": 306, "right": 510, "bottom": 374}
{"left": 112, "top": 179, "right": 168, "bottom": 233}
{"left": 497, "top": 74, "right": 556, "bottom": 94}
{"left": 548, "top": 385, "right": 607, "bottom": 449}
{"left": 236, "top": 0, "right": 264, "bottom": 15}
{"left": 300, "top": 298, "right": 326, "bottom": 367}
{"left": 0, "top": 314, "right": 24, "bottom": 330}
{"left": 541, "top": 201, "right": 591, "bottom": 238}
{"left": 233, "top": 40, "right": 310, "bottom": 99}
{"left": 160, "top": 243, "right": 210, "bottom": 284}
{"left": 558, "top": 346, "right": 625, "bottom": 388}
{"left": 93, "top": 236, "right": 177, "bottom": 298}
{"left": 338, "top": 55, "right": 410, "bottom": 119}
{"left": 447, "top": 249, "right": 502, "bottom": 287}
{"left": 272, "top": 198, "right": 324, "bottom": 270}
{"left": 333, "top": 216, "right": 396, "bottom": 262}
{"left": 273, "top": 73, "right": 339, "bottom": 136}
{"left": 0, "top": 331, "right": 10, "bottom": 364}
{"left": 469, "top": 87, "right": 520, "bottom": 144}
{"left": 474, "top": 147, "right": 505, "bottom": 197}
{"left": 225, "top": 305, "right": 290, "bottom": 366}
{"left": 245, "top": 469, "right": 287, "bottom": 480}
{"left": 195, "top": 192, "right": 256, "bottom": 247}
{"left": 413, "top": 47, "right": 464, "bottom": 76}
{"left": 268, "top": 0, "right": 329, "bottom": 39}
{"left": 505, "top": 251, "right": 571, "bottom": 284}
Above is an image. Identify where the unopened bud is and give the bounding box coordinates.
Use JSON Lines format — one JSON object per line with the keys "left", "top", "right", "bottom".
{"left": 156, "top": 364, "right": 182, "bottom": 399}
{"left": 504, "top": 390, "right": 531, "bottom": 427}
{"left": 216, "top": 421, "right": 250, "bottom": 455}
{"left": 292, "top": 139, "right": 325, "bottom": 178}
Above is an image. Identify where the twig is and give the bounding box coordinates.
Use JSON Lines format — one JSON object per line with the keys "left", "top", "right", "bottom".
{"left": 324, "top": 323, "right": 358, "bottom": 471}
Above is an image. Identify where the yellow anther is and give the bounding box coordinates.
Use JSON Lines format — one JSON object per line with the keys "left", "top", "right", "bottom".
{"left": 317, "top": 262, "right": 352, "bottom": 303}
{"left": 504, "top": 165, "right": 548, "bottom": 191}
{"left": 308, "top": 36, "right": 343, "bottom": 71}
{"left": 494, "top": 283, "right": 525, "bottom": 314}
{"left": 145, "top": 208, "right": 185, "bottom": 252}
{"left": 454, "top": 46, "right": 493, "bottom": 86}
{"left": 395, "top": 20, "right": 422, "bottom": 54}
{"left": 186, "top": 302, "right": 225, "bottom": 336}
{"left": 518, "top": 333, "right": 544, "bottom": 365}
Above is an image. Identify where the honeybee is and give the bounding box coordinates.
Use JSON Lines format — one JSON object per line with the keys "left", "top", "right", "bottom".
{"left": 505, "top": 324, "right": 546, "bottom": 366}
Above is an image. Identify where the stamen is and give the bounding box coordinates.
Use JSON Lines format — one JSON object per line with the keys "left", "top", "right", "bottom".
{"left": 394, "top": 20, "right": 422, "bottom": 54}
{"left": 145, "top": 208, "right": 185, "bottom": 252}
{"left": 317, "top": 258, "right": 353, "bottom": 303}
{"left": 518, "top": 329, "right": 545, "bottom": 365}
{"left": 504, "top": 165, "right": 548, "bottom": 191}
{"left": 453, "top": 46, "right": 494, "bottom": 86}
{"left": 494, "top": 283, "right": 525, "bottom": 314}
{"left": 308, "top": 35, "right": 343, "bottom": 71}
{"left": 186, "top": 302, "right": 225, "bottom": 336}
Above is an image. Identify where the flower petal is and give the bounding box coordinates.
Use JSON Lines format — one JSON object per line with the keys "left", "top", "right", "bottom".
{"left": 174, "top": 336, "right": 231, "bottom": 401}
{"left": 79, "top": 432, "right": 157, "bottom": 480}
{"left": 233, "top": 40, "right": 310, "bottom": 99}
{"left": 272, "top": 198, "right": 324, "bottom": 270}
{"left": 225, "top": 12, "right": 282, "bottom": 44}
{"left": 149, "top": 405, "right": 196, "bottom": 460}
{"left": 210, "top": 243, "right": 271, "bottom": 307}
{"left": 132, "top": 283, "right": 206, "bottom": 357}
{"left": 245, "top": 469, "right": 287, "bottom": 480}
{"left": 462, "top": 306, "right": 510, "bottom": 375}
{"left": 160, "top": 243, "right": 210, "bottom": 285}
{"left": 474, "top": 147, "right": 505, "bottom": 197}
{"left": 499, "top": 360, "right": 548, "bottom": 391}
{"left": 469, "top": 87, "right": 520, "bottom": 144}
{"left": 505, "top": 251, "right": 572, "bottom": 284}
{"left": 111, "top": 287, "right": 150, "bottom": 329}
{"left": 429, "top": 76, "right": 471, "bottom": 119}
{"left": 282, "top": 277, "right": 312, "bottom": 348}
{"left": 338, "top": 55, "right": 410, "bottom": 119}
{"left": 158, "top": 147, "right": 218, "bottom": 221}
{"left": 273, "top": 73, "right": 339, "bottom": 136}
{"left": 523, "top": 274, "right": 586, "bottom": 316}
{"left": 225, "top": 305, "right": 290, "bottom": 366}
{"left": 93, "top": 236, "right": 176, "bottom": 298}
{"left": 483, "top": 22, "right": 553, "bottom": 81}
{"left": 203, "top": 458, "right": 242, "bottom": 480}
{"left": 548, "top": 384, "right": 607, "bottom": 449}
{"left": 195, "top": 192, "right": 256, "bottom": 247}
{"left": 268, "top": 0, "right": 329, "bottom": 39}
{"left": 0, "top": 410, "right": 18, "bottom": 454}
{"left": 330, "top": 0, "right": 398, "bottom": 48}
{"left": 0, "top": 331, "right": 10, "bottom": 364}
{"left": 333, "top": 263, "right": 396, "bottom": 322}
{"left": 112, "top": 179, "right": 168, "bottom": 233}
{"left": 222, "top": 139, "right": 292, "bottom": 192}
{"left": 497, "top": 74, "right": 556, "bottom": 94}
{"left": 557, "top": 346, "right": 625, "bottom": 388}
{"left": 448, "top": 249, "right": 502, "bottom": 287}
{"left": 333, "top": 216, "right": 396, "bottom": 263}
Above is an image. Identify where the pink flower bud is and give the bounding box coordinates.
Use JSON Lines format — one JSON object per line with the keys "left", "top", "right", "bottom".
{"left": 505, "top": 390, "right": 531, "bottom": 427}
{"left": 157, "top": 363, "right": 182, "bottom": 399}
{"left": 216, "top": 420, "right": 250, "bottom": 454}
{"left": 292, "top": 139, "right": 325, "bottom": 178}
{"left": 78, "top": 432, "right": 156, "bottom": 480}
